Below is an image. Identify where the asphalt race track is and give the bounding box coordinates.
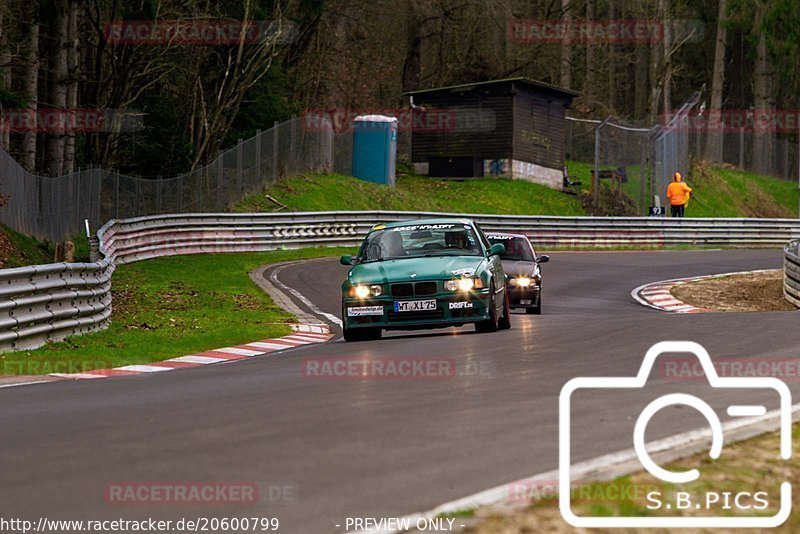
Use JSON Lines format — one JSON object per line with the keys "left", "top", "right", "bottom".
{"left": 1, "top": 249, "right": 798, "bottom": 533}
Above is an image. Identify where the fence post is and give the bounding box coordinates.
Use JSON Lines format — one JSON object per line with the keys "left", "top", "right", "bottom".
{"left": 115, "top": 169, "right": 120, "bottom": 219}
{"left": 156, "top": 176, "right": 162, "bottom": 214}
{"left": 236, "top": 139, "right": 243, "bottom": 198}
{"left": 290, "top": 118, "right": 297, "bottom": 172}
{"left": 217, "top": 151, "right": 224, "bottom": 209}
{"left": 739, "top": 127, "right": 745, "bottom": 169}
{"left": 216, "top": 151, "right": 223, "bottom": 210}
{"left": 640, "top": 142, "right": 647, "bottom": 215}
{"left": 273, "top": 120, "right": 279, "bottom": 180}
{"left": 255, "top": 129, "right": 262, "bottom": 185}
{"left": 178, "top": 174, "right": 183, "bottom": 212}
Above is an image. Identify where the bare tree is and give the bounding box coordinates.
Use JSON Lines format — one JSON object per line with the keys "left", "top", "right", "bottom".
{"left": 22, "top": 15, "right": 39, "bottom": 171}
{"left": 45, "top": 0, "right": 69, "bottom": 176}
{"left": 0, "top": 12, "right": 10, "bottom": 151}
{"left": 704, "top": 0, "right": 728, "bottom": 163}
{"left": 63, "top": 0, "right": 79, "bottom": 173}
{"left": 752, "top": 29, "right": 774, "bottom": 176}
{"left": 559, "top": 0, "right": 571, "bottom": 89}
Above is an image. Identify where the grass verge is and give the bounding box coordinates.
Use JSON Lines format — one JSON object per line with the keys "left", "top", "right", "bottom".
{"left": 233, "top": 173, "right": 585, "bottom": 216}
{"left": 460, "top": 423, "right": 799, "bottom": 533}
{"left": 0, "top": 247, "right": 353, "bottom": 376}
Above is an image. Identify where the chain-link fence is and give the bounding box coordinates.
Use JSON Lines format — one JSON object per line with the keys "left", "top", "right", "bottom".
{"left": 0, "top": 117, "right": 359, "bottom": 241}
{"left": 690, "top": 127, "right": 799, "bottom": 182}
{"left": 566, "top": 93, "right": 700, "bottom": 215}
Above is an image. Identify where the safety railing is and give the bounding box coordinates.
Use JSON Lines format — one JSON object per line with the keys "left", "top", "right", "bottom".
{"left": 785, "top": 240, "right": 800, "bottom": 308}
{"left": 0, "top": 259, "right": 114, "bottom": 352}
{"left": 4, "top": 211, "right": 800, "bottom": 353}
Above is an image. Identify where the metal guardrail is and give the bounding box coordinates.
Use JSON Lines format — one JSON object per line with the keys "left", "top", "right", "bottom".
{"left": 97, "top": 212, "right": 800, "bottom": 265}
{"left": 785, "top": 240, "right": 800, "bottom": 308}
{"left": 0, "top": 259, "right": 114, "bottom": 352}
{"left": 4, "top": 211, "right": 800, "bottom": 353}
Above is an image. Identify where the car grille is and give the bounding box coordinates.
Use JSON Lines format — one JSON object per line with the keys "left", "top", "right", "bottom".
{"left": 390, "top": 281, "right": 438, "bottom": 297}
{"left": 414, "top": 281, "right": 437, "bottom": 296}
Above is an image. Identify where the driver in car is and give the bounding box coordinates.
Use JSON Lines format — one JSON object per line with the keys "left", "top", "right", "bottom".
{"left": 444, "top": 230, "right": 472, "bottom": 251}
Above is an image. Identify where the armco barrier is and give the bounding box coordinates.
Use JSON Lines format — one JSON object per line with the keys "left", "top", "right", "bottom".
{"left": 785, "top": 240, "right": 800, "bottom": 308}
{"left": 0, "top": 259, "right": 113, "bottom": 352}
{"left": 4, "top": 211, "right": 800, "bottom": 353}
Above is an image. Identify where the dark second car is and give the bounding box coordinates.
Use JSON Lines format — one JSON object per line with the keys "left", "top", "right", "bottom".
{"left": 487, "top": 233, "right": 549, "bottom": 314}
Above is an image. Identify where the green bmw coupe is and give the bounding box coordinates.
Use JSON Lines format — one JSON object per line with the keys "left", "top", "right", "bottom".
{"left": 340, "top": 218, "right": 511, "bottom": 341}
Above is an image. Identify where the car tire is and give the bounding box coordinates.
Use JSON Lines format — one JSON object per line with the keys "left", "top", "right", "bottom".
{"left": 498, "top": 289, "right": 511, "bottom": 330}
{"left": 475, "top": 282, "right": 499, "bottom": 333}
{"left": 343, "top": 327, "right": 381, "bottom": 342}
{"left": 526, "top": 291, "right": 542, "bottom": 315}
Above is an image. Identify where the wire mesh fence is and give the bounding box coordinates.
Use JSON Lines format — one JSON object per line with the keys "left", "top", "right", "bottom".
{"left": 566, "top": 93, "right": 700, "bottom": 215}
{"left": 0, "top": 117, "right": 354, "bottom": 241}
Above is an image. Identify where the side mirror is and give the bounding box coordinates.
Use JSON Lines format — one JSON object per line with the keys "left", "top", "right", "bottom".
{"left": 488, "top": 243, "right": 505, "bottom": 257}
{"left": 537, "top": 255, "right": 550, "bottom": 264}
{"left": 340, "top": 255, "right": 355, "bottom": 266}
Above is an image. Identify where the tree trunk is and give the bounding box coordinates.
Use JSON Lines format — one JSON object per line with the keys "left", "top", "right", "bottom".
{"left": 753, "top": 31, "right": 774, "bottom": 176}
{"left": 634, "top": 43, "right": 649, "bottom": 120}
{"left": 704, "top": 0, "right": 727, "bottom": 163}
{"left": 23, "top": 21, "right": 40, "bottom": 172}
{"left": 583, "top": 0, "right": 595, "bottom": 97}
{"left": 401, "top": 0, "right": 421, "bottom": 93}
{"left": 559, "top": 0, "right": 571, "bottom": 89}
{"left": 46, "top": 0, "right": 69, "bottom": 177}
{"left": 661, "top": 0, "right": 672, "bottom": 122}
{"left": 0, "top": 13, "right": 10, "bottom": 152}
{"left": 63, "top": 0, "right": 79, "bottom": 173}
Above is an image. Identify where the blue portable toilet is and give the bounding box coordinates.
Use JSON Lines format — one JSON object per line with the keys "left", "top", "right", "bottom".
{"left": 352, "top": 115, "right": 397, "bottom": 186}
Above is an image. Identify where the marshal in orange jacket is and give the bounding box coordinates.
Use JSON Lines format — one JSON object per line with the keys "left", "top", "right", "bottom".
{"left": 666, "top": 172, "right": 693, "bottom": 206}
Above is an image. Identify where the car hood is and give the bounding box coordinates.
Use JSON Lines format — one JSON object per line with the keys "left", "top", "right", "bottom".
{"left": 348, "top": 255, "right": 487, "bottom": 285}
{"left": 501, "top": 260, "right": 536, "bottom": 277}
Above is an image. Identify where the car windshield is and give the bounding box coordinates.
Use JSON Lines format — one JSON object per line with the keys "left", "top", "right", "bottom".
{"left": 358, "top": 223, "right": 483, "bottom": 262}
{"left": 488, "top": 235, "right": 534, "bottom": 262}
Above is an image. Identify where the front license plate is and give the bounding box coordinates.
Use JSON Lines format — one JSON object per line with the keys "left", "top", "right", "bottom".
{"left": 520, "top": 299, "right": 532, "bottom": 305}
{"left": 394, "top": 299, "right": 437, "bottom": 312}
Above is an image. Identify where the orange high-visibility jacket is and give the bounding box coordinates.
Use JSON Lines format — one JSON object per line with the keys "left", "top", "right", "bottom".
{"left": 667, "top": 181, "right": 693, "bottom": 206}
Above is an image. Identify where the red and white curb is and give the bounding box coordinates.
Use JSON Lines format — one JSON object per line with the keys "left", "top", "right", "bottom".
{"left": 631, "top": 269, "right": 773, "bottom": 313}
{"left": 49, "top": 324, "right": 332, "bottom": 380}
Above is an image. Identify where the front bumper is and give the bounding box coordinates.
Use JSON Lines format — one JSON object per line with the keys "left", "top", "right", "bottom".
{"left": 342, "top": 289, "right": 491, "bottom": 330}
{"left": 507, "top": 285, "right": 540, "bottom": 308}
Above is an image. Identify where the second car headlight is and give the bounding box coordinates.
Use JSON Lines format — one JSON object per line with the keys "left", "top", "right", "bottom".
{"left": 514, "top": 276, "right": 532, "bottom": 287}
{"left": 445, "top": 278, "right": 485, "bottom": 291}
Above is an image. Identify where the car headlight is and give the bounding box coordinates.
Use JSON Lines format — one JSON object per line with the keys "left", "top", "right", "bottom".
{"left": 514, "top": 276, "right": 532, "bottom": 287}
{"left": 350, "top": 284, "right": 382, "bottom": 298}
{"left": 445, "top": 278, "right": 484, "bottom": 291}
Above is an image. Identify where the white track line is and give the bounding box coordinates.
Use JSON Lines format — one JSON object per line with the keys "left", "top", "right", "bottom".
{"left": 358, "top": 403, "right": 800, "bottom": 534}
{"left": 270, "top": 263, "right": 343, "bottom": 327}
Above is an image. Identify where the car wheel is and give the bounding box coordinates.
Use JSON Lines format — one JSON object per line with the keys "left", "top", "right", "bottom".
{"left": 343, "top": 327, "right": 381, "bottom": 342}
{"left": 475, "top": 282, "right": 499, "bottom": 333}
{"left": 498, "top": 289, "right": 511, "bottom": 330}
{"left": 526, "top": 291, "right": 542, "bottom": 315}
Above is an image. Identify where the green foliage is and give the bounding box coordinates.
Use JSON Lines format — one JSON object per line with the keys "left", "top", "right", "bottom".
{"left": 7, "top": 247, "right": 354, "bottom": 374}
{"left": 234, "top": 173, "right": 587, "bottom": 216}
